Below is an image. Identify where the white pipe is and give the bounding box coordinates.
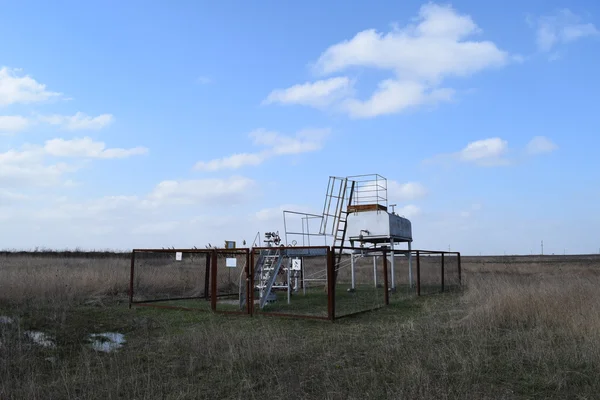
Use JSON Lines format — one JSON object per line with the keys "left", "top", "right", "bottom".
{"left": 373, "top": 256, "right": 377, "bottom": 287}
{"left": 287, "top": 259, "right": 291, "bottom": 304}
{"left": 390, "top": 240, "right": 395, "bottom": 290}
{"left": 408, "top": 242, "right": 413, "bottom": 288}
{"left": 351, "top": 254, "right": 356, "bottom": 290}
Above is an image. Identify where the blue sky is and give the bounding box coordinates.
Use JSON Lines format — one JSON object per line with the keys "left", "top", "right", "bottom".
{"left": 0, "top": 1, "right": 599, "bottom": 255}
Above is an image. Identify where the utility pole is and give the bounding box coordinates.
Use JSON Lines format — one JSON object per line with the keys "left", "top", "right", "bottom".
{"left": 541, "top": 240, "right": 544, "bottom": 255}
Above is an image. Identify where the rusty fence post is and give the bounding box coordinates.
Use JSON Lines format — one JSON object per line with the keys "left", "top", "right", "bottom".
{"left": 416, "top": 250, "right": 421, "bottom": 296}
{"left": 210, "top": 250, "right": 218, "bottom": 312}
{"left": 129, "top": 250, "right": 135, "bottom": 308}
{"left": 441, "top": 253, "right": 445, "bottom": 293}
{"left": 327, "top": 247, "right": 336, "bottom": 321}
{"left": 457, "top": 252, "right": 462, "bottom": 286}
{"left": 383, "top": 249, "right": 389, "bottom": 306}
{"left": 204, "top": 253, "right": 211, "bottom": 300}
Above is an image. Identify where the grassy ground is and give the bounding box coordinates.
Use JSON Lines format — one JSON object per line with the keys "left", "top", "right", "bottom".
{"left": 1, "top": 253, "right": 600, "bottom": 399}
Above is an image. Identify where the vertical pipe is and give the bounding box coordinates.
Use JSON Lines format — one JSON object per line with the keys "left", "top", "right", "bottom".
{"left": 408, "top": 242, "right": 413, "bottom": 288}
{"left": 350, "top": 254, "right": 356, "bottom": 290}
{"left": 416, "top": 250, "right": 421, "bottom": 296}
{"left": 210, "top": 250, "right": 217, "bottom": 312}
{"left": 250, "top": 250, "right": 255, "bottom": 316}
{"left": 441, "top": 253, "right": 445, "bottom": 293}
{"left": 246, "top": 249, "right": 252, "bottom": 315}
{"left": 128, "top": 250, "right": 135, "bottom": 309}
{"left": 383, "top": 250, "right": 389, "bottom": 305}
{"left": 373, "top": 256, "right": 378, "bottom": 287}
{"left": 390, "top": 240, "right": 395, "bottom": 290}
{"left": 327, "top": 247, "right": 336, "bottom": 321}
{"left": 287, "top": 259, "right": 291, "bottom": 305}
{"left": 457, "top": 252, "right": 462, "bottom": 286}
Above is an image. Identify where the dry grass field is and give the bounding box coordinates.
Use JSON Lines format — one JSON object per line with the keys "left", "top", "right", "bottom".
{"left": 1, "top": 251, "right": 599, "bottom": 399}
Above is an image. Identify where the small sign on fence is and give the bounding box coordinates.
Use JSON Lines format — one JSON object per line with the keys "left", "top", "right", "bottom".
{"left": 291, "top": 259, "right": 302, "bottom": 271}
{"left": 175, "top": 252, "right": 182, "bottom": 261}
{"left": 226, "top": 258, "right": 237, "bottom": 268}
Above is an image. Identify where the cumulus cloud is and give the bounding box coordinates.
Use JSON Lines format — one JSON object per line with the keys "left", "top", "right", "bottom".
{"left": 44, "top": 137, "right": 147, "bottom": 159}
{"left": 263, "top": 77, "right": 353, "bottom": 108}
{"left": 194, "top": 128, "right": 330, "bottom": 171}
{"left": 388, "top": 181, "right": 428, "bottom": 201}
{"left": 264, "top": 3, "right": 511, "bottom": 118}
{"left": 533, "top": 9, "right": 599, "bottom": 53}
{"left": 0, "top": 67, "right": 62, "bottom": 106}
{"left": 145, "top": 176, "right": 256, "bottom": 207}
{"left": 39, "top": 112, "right": 114, "bottom": 130}
{"left": 0, "top": 115, "right": 30, "bottom": 133}
{"left": 194, "top": 153, "right": 266, "bottom": 172}
{"left": 526, "top": 136, "right": 558, "bottom": 155}
{"left": 458, "top": 137, "right": 510, "bottom": 166}
{"left": 426, "top": 136, "right": 559, "bottom": 167}
{"left": 396, "top": 204, "right": 421, "bottom": 219}
{"left": 0, "top": 137, "right": 148, "bottom": 187}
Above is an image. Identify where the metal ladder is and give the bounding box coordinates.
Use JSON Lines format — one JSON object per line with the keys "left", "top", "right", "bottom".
{"left": 320, "top": 177, "right": 356, "bottom": 283}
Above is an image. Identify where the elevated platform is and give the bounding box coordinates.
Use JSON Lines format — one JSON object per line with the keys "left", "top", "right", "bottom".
{"left": 347, "top": 204, "right": 388, "bottom": 213}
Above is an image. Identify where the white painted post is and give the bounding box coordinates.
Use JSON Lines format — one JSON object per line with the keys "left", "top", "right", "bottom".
{"left": 287, "top": 259, "right": 291, "bottom": 304}
{"left": 351, "top": 254, "right": 356, "bottom": 290}
{"left": 390, "top": 241, "right": 396, "bottom": 290}
{"left": 373, "top": 255, "right": 377, "bottom": 288}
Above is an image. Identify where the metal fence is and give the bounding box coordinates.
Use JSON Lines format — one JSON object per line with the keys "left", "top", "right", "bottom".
{"left": 129, "top": 248, "right": 250, "bottom": 314}
{"left": 128, "top": 246, "right": 461, "bottom": 321}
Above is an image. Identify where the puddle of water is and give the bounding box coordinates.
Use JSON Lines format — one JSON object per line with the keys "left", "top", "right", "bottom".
{"left": 0, "top": 316, "right": 14, "bottom": 325}
{"left": 88, "top": 332, "right": 126, "bottom": 353}
{"left": 24, "top": 331, "right": 56, "bottom": 348}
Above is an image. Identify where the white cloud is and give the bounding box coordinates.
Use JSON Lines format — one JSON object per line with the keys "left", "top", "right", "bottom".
{"left": 459, "top": 137, "right": 509, "bottom": 165}
{"left": 146, "top": 176, "right": 256, "bottom": 207}
{"left": 460, "top": 203, "right": 483, "bottom": 218}
{"left": 534, "top": 9, "right": 599, "bottom": 53}
{"left": 249, "top": 128, "right": 330, "bottom": 155}
{"left": 0, "top": 162, "right": 75, "bottom": 187}
{"left": 265, "top": 3, "right": 511, "bottom": 118}
{"left": 526, "top": 136, "right": 558, "bottom": 155}
{"left": 264, "top": 77, "right": 352, "bottom": 108}
{"left": 44, "top": 137, "right": 148, "bottom": 159}
{"left": 0, "top": 67, "right": 61, "bottom": 106}
{"left": 195, "top": 128, "right": 330, "bottom": 171}
{"left": 0, "top": 189, "right": 29, "bottom": 204}
{"left": 396, "top": 204, "right": 421, "bottom": 219}
{"left": 342, "top": 80, "right": 454, "bottom": 118}
{"left": 426, "top": 136, "right": 558, "bottom": 168}
{"left": 196, "top": 76, "right": 213, "bottom": 85}
{"left": 40, "top": 112, "right": 114, "bottom": 130}
{"left": 194, "top": 152, "right": 266, "bottom": 172}
{"left": 131, "top": 221, "right": 181, "bottom": 235}
{"left": 0, "top": 115, "right": 30, "bottom": 133}
{"left": 0, "top": 137, "right": 148, "bottom": 187}
{"left": 388, "top": 181, "right": 427, "bottom": 201}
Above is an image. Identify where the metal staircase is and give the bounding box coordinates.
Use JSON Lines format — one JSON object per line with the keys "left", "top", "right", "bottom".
{"left": 240, "top": 235, "right": 290, "bottom": 310}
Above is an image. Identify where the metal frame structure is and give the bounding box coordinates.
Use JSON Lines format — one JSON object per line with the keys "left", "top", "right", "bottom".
{"left": 128, "top": 246, "right": 461, "bottom": 321}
